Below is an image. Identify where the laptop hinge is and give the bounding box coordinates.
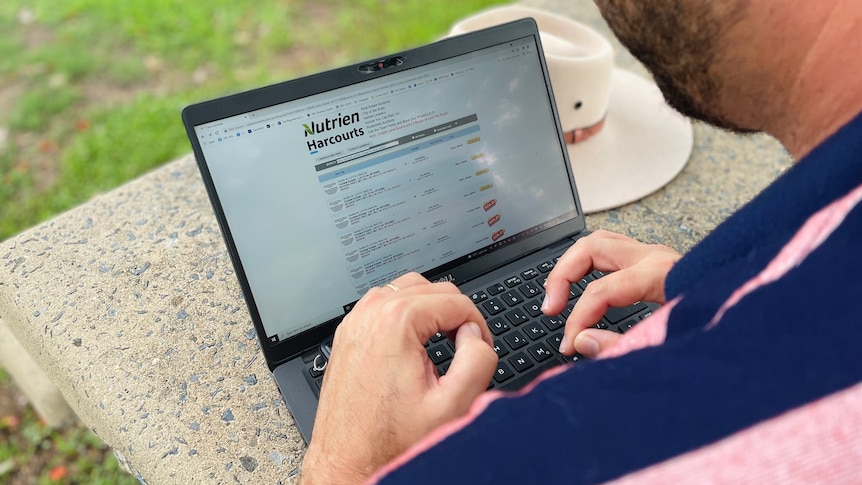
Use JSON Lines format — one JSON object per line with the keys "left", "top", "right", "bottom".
{"left": 548, "top": 235, "right": 578, "bottom": 253}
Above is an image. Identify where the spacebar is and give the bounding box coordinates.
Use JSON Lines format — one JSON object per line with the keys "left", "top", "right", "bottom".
{"left": 497, "top": 359, "right": 563, "bottom": 391}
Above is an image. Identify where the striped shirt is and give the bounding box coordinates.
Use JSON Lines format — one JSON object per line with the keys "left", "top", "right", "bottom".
{"left": 372, "top": 111, "right": 862, "bottom": 484}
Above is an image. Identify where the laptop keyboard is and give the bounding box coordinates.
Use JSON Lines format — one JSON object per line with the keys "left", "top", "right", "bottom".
{"left": 306, "top": 255, "right": 656, "bottom": 394}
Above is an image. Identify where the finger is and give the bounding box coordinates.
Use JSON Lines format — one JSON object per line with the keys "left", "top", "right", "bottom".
{"left": 356, "top": 273, "right": 436, "bottom": 309}
{"left": 573, "top": 328, "right": 622, "bottom": 358}
{"left": 380, "top": 272, "right": 461, "bottom": 294}
{"left": 433, "top": 322, "right": 498, "bottom": 412}
{"left": 558, "top": 265, "right": 659, "bottom": 354}
{"left": 389, "top": 272, "right": 432, "bottom": 291}
{"left": 382, "top": 293, "right": 489, "bottom": 346}
{"left": 543, "top": 233, "right": 649, "bottom": 316}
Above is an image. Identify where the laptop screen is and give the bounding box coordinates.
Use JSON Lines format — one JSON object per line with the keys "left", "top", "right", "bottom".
{"left": 192, "top": 34, "right": 578, "bottom": 343}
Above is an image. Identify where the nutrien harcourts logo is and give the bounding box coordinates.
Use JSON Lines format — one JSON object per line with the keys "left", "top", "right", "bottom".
{"left": 303, "top": 112, "right": 365, "bottom": 154}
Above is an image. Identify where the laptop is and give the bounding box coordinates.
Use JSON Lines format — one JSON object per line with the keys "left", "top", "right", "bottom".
{"left": 182, "top": 18, "right": 654, "bottom": 443}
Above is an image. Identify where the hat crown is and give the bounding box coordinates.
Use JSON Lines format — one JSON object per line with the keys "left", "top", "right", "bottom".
{"left": 449, "top": 5, "right": 614, "bottom": 131}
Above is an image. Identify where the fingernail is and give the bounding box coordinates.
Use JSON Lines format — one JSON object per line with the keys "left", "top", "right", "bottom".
{"left": 575, "top": 335, "right": 600, "bottom": 357}
{"left": 558, "top": 335, "right": 568, "bottom": 354}
{"left": 540, "top": 295, "right": 549, "bottom": 312}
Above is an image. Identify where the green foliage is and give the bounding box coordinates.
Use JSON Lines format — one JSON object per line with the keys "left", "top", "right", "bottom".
{"left": 0, "top": 30, "right": 22, "bottom": 75}
{"left": 334, "top": 0, "right": 499, "bottom": 53}
{"left": 25, "top": 44, "right": 98, "bottom": 81}
{"left": 56, "top": 94, "right": 193, "bottom": 204}
{"left": 9, "top": 86, "right": 80, "bottom": 132}
{"left": 0, "top": 403, "right": 137, "bottom": 484}
{"left": 0, "top": 145, "right": 39, "bottom": 241}
{"left": 24, "top": 0, "right": 300, "bottom": 71}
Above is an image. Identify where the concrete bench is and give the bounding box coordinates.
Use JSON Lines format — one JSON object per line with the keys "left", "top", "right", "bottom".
{"left": 0, "top": 0, "right": 792, "bottom": 482}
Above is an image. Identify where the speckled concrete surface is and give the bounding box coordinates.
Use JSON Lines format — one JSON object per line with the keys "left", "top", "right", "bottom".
{"left": 0, "top": 0, "right": 792, "bottom": 483}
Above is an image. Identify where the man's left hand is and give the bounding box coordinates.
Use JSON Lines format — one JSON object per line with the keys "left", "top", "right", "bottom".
{"left": 302, "top": 272, "right": 498, "bottom": 484}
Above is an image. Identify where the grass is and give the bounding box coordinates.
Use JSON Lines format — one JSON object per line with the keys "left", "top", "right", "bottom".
{"left": 9, "top": 87, "right": 81, "bottom": 132}
{"left": 0, "top": 368, "right": 133, "bottom": 484}
{"left": 0, "top": 0, "right": 507, "bottom": 241}
{"left": 0, "top": 0, "right": 508, "bottom": 482}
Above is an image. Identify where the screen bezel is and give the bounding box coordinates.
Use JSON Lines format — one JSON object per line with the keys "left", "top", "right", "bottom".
{"left": 182, "top": 18, "right": 586, "bottom": 368}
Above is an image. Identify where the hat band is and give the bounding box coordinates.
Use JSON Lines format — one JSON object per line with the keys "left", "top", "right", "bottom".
{"left": 563, "top": 116, "right": 606, "bottom": 145}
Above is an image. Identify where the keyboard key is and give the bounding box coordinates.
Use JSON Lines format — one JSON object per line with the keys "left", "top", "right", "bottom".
{"left": 577, "top": 276, "right": 593, "bottom": 291}
{"left": 488, "top": 318, "right": 510, "bottom": 336}
{"left": 524, "top": 299, "right": 543, "bottom": 317}
{"left": 428, "top": 344, "right": 453, "bottom": 365}
{"left": 595, "top": 321, "right": 609, "bottom": 330}
{"left": 493, "top": 362, "right": 515, "bottom": 383}
{"left": 591, "top": 270, "right": 607, "bottom": 279}
{"left": 487, "top": 282, "right": 506, "bottom": 296}
{"left": 541, "top": 316, "right": 565, "bottom": 332}
{"left": 520, "top": 281, "right": 543, "bottom": 298}
{"left": 547, "top": 333, "right": 563, "bottom": 351}
{"left": 524, "top": 322, "right": 547, "bottom": 341}
{"left": 493, "top": 339, "right": 509, "bottom": 358}
{"left": 469, "top": 290, "right": 488, "bottom": 304}
{"left": 500, "top": 359, "right": 559, "bottom": 390}
{"left": 504, "top": 330, "right": 528, "bottom": 350}
{"left": 619, "top": 319, "right": 637, "bottom": 333}
{"left": 538, "top": 261, "right": 554, "bottom": 273}
{"left": 501, "top": 291, "right": 523, "bottom": 306}
{"left": 505, "top": 309, "right": 528, "bottom": 327}
{"left": 430, "top": 331, "right": 446, "bottom": 343}
{"left": 505, "top": 276, "right": 523, "bottom": 288}
{"left": 569, "top": 283, "right": 583, "bottom": 300}
{"left": 527, "top": 342, "right": 554, "bottom": 362}
{"left": 567, "top": 354, "right": 586, "bottom": 364}
{"left": 604, "top": 301, "right": 648, "bottom": 324}
{"left": 562, "top": 301, "right": 575, "bottom": 318}
{"left": 482, "top": 298, "right": 505, "bottom": 315}
{"left": 640, "top": 311, "right": 653, "bottom": 320}
{"left": 508, "top": 352, "right": 534, "bottom": 372}
{"left": 521, "top": 268, "right": 540, "bottom": 280}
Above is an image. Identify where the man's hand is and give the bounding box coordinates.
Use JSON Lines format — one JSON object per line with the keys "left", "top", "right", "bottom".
{"left": 302, "top": 272, "right": 498, "bottom": 484}
{"left": 542, "top": 230, "right": 680, "bottom": 357}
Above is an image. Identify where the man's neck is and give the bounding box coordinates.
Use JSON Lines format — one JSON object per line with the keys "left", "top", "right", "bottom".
{"left": 778, "top": 1, "right": 862, "bottom": 158}
{"left": 764, "top": 1, "right": 862, "bottom": 159}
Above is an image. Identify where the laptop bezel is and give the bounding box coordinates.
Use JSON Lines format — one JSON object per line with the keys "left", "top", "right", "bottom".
{"left": 182, "top": 18, "right": 586, "bottom": 369}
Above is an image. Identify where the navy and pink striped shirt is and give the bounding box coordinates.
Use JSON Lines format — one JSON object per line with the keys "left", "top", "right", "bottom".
{"left": 372, "top": 111, "right": 862, "bottom": 483}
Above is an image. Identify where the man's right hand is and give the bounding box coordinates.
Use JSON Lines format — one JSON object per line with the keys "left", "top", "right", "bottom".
{"left": 541, "top": 230, "right": 681, "bottom": 357}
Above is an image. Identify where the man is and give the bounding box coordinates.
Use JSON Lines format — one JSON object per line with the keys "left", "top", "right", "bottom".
{"left": 303, "top": 1, "right": 862, "bottom": 482}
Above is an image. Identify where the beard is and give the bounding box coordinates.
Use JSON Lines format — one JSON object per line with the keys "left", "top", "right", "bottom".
{"left": 594, "top": 0, "right": 755, "bottom": 133}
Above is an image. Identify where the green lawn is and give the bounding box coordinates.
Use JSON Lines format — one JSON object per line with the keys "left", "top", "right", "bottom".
{"left": 0, "top": 0, "right": 508, "bottom": 482}
{"left": 0, "top": 0, "right": 508, "bottom": 242}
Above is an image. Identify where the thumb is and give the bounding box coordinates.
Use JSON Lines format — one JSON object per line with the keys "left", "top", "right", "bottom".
{"left": 574, "top": 328, "right": 622, "bottom": 358}
{"left": 435, "top": 322, "right": 498, "bottom": 410}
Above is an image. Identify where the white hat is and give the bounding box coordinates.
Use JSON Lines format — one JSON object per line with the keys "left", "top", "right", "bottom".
{"left": 450, "top": 6, "right": 693, "bottom": 213}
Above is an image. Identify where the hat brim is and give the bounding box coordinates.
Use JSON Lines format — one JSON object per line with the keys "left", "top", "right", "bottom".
{"left": 568, "top": 68, "right": 693, "bottom": 213}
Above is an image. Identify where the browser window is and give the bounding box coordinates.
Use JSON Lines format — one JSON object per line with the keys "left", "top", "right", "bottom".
{"left": 195, "top": 36, "right": 577, "bottom": 342}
